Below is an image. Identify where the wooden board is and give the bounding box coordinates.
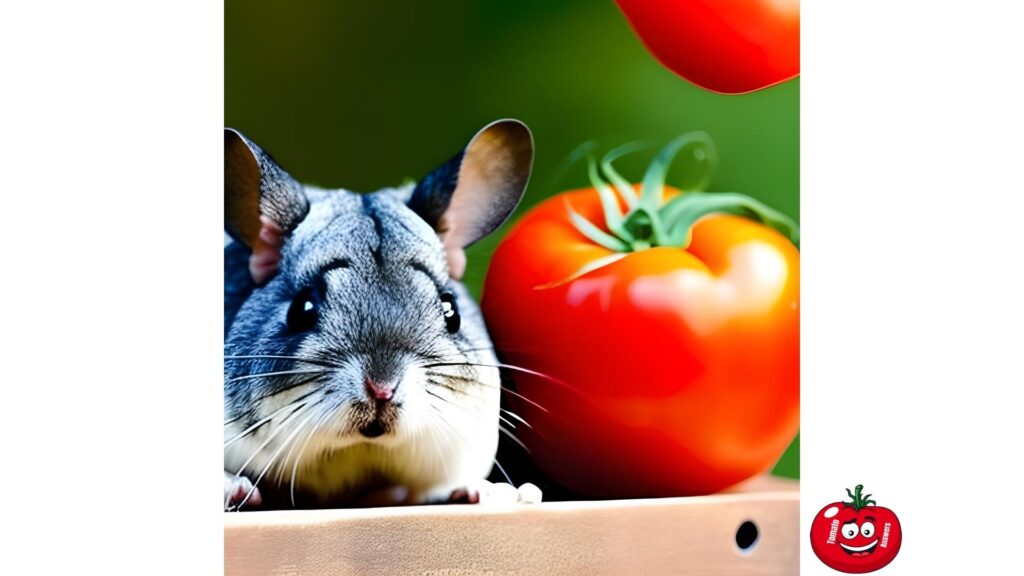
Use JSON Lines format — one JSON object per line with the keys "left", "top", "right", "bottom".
{"left": 224, "top": 476, "right": 798, "bottom": 575}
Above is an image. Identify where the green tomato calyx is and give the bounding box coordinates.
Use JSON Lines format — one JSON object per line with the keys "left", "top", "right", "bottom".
{"left": 569, "top": 132, "right": 800, "bottom": 252}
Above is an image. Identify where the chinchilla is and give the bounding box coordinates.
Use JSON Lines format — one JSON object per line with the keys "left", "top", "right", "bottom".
{"left": 223, "top": 120, "right": 534, "bottom": 510}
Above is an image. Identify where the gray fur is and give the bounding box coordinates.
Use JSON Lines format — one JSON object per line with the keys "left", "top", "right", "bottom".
{"left": 223, "top": 121, "right": 532, "bottom": 508}
{"left": 224, "top": 186, "right": 484, "bottom": 429}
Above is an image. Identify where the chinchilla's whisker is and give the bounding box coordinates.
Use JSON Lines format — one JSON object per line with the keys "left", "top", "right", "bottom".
{"left": 290, "top": 406, "right": 336, "bottom": 507}
{"left": 492, "top": 386, "right": 549, "bottom": 414}
{"left": 430, "top": 383, "right": 513, "bottom": 430}
{"left": 421, "top": 408, "right": 452, "bottom": 480}
{"left": 424, "top": 360, "right": 571, "bottom": 389}
{"left": 425, "top": 371, "right": 478, "bottom": 383}
{"left": 233, "top": 398, "right": 317, "bottom": 478}
{"left": 424, "top": 389, "right": 478, "bottom": 443}
{"left": 492, "top": 457, "right": 513, "bottom": 485}
{"left": 272, "top": 417, "right": 304, "bottom": 487}
{"left": 226, "top": 369, "right": 327, "bottom": 383}
{"left": 427, "top": 381, "right": 535, "bottom": 452}
{"left": 247, "top": 373, "right": 329, "bottom": 405}
{"left": 423, "top": 387, "right": 448, "bottom": 403}
{"left": 501, "top": 408, "right": 532, "bottom": 429}
{"left": 225, "top": 354, "right": 343, "bottom": 370}
{"left": 275, "top": 402, "right": 324, "bottom": 487}
{"left": 429, "top": 378, "right": 538, "bottom": 445}
{"left": 223, "top": 387, "right": 320, "bottom": 448}
{"left": 287, "top": 402, "right": 335, "bottom": 491}
{"left": 238, "top": 401, "right": 324, "bottom": 510}
{"left": 426, "top": 379, "right": 506, "bottom": 415}
{"left": 429, "top": 375, "right": 541, "bottom": 428}
{"left": 425, "top": 398, "right": 478, "bottom": 479}
{"left": 227, "top": 373, "right": 324, "bottom": 433}
{"left": 228, "top": 400, "right": 312, "bottom": 510}
{"left": 428, "top": 359, "right": 587, "bottom": 400}
{"left": 425, "top": 377, "right": 497, "bottom": 407}
{"left": 424, "top": 386, "right": 486, "bottom": 424}
{"left": 225, "top": 400, "right": 306, "bottom": 453}
{"left": 499, "top": 424, "right": 531, "bottom": 454}
{"left": 427, "top": 372, "right": 550, "bottom": 414}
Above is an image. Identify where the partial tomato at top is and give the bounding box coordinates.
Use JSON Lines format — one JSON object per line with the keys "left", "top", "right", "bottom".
{"left": 615, "top": 0, "right": 800, "bottom": 94}
{"left": 810, "top": 485, "right": 903, "bottom": 573}
{"left": 482, "top": 133, "right": 799, "bottom": 497}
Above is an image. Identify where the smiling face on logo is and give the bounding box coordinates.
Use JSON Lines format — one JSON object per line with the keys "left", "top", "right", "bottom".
{"left": 810, "top": 485, "right": 903, "bottom": 573}
{"left": 837, "top": 512, "right": 879, "bottom": 557}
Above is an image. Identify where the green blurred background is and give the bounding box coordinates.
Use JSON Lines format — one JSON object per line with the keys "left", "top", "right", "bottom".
{"left": 226, "top": 0, "right": 799, "bottom": 481}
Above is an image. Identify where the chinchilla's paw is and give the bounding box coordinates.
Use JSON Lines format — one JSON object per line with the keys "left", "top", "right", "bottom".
{"left": 515, "top": 482, "right": 543, "bottom": 504}
{"left": 448, "top": 480, "right": 543, "bottom": 505}
{"left": 224, "top": 471, "right": 262, "bottom": 511}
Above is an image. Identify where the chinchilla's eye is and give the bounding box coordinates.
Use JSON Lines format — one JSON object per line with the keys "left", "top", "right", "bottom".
{"left": 440, "top": 291, "right": 460, "bottom": 334}
{"left": 287, "top": 287, "right": 318, "bottom": 332}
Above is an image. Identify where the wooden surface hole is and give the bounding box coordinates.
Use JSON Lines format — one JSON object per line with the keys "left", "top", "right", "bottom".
{"left": 735, "top": 520, "right": 759, "bottom": 553}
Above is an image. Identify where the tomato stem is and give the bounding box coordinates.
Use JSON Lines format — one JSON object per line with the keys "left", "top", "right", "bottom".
{"left": 660, "top": 192, "right": 801, "bottom": 248}
{"left": 566, "top": 199, "right": 630, "bottom": 252}
{"left": 600, "top": 141, "right": 648, "bottom": 209}
{"left": 639, "top": 132, "right": 715, "bottom": 210}
{"left": 571, "top": 133, "right": 800, "bottom": 252}
{"left": 843, "top": 484, "right": 877, "bottom": 511}
{"left": 587, "top": 155, "right": 632, "bottom": 242}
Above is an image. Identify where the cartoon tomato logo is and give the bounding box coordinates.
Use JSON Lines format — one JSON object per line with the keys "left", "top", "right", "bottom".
{"left": 810, "top": 485, "right": 902, "bottom": 573}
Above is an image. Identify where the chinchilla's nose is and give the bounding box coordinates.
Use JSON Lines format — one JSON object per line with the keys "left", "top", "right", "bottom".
{"left": 364, "top": 378, "right": 397, "bottom": 402}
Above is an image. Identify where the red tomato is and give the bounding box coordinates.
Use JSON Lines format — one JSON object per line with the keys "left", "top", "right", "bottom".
{"left": 481, "top": 134, "right": 799, "bottom": 497}
{"left": 810, "top": 485, "right": 903, "bottom": 573}
{"left": 615, "top": 0, "right": 800, "bottom": 94}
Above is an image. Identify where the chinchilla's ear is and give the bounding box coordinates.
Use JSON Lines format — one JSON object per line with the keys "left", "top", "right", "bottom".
{"left": 408, "top": 119, "right": 533, "bottom": 280}
{"left": 225, "top": 128, "right": 309, "bottom": 283}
